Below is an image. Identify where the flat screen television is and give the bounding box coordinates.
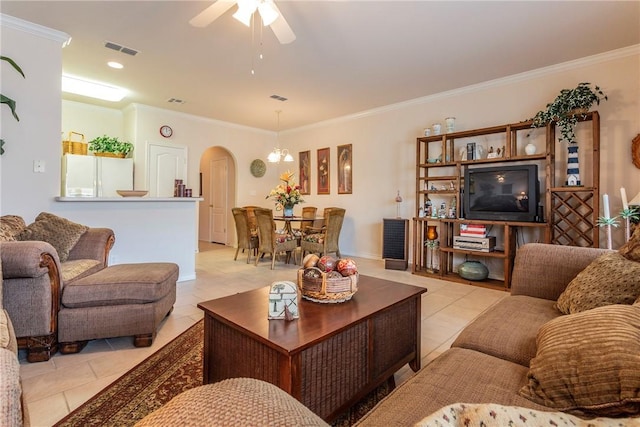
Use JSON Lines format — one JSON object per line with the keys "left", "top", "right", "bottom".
{"left": 463, "top": 164, "right": 539, "bottom": 222}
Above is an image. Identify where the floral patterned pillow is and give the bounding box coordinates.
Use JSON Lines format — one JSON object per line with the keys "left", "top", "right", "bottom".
{"left": 0, "top": 215, "right": 26, "bottom": 242}
{"left": 17, "top": 212, "right": 88, "bottom": 262}
{"left": 619, "top": 225, "right": 640, "bottom": 262}
{"left": 555, "top": 252, "right": 640, "bottom": 314}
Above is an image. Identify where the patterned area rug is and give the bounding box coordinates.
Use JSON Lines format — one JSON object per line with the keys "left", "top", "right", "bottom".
{"left": 54, "top": 319, "right": 390, "bottom": 426}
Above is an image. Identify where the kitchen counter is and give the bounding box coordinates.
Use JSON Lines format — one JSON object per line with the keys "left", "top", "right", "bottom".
{"left": 53, "top": 197, "right": 203, "bottom": 281}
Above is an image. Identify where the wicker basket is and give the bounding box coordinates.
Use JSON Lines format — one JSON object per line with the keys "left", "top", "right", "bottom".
{"left": 298, "top": 267, "right": 358, "bottom": 303}
{"left": 62, "top": 131, "right": 87, "bottom": 155}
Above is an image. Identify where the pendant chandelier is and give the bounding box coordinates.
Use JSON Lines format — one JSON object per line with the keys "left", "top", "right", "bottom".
{"left": 267, "top": 110, "right": 293, "bottom": 163}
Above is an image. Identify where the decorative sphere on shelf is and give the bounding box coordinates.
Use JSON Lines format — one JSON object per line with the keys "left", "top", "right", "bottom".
{"left": 525, "top": 143, "right": 537, "bottom": 155}
{"left": 458, "top": 261, "right": 489, "bottom": 281}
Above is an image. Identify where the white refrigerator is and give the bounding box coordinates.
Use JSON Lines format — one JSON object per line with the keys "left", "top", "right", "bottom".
{"left": 61, "top": 154, "right": 134, "bottom": 197}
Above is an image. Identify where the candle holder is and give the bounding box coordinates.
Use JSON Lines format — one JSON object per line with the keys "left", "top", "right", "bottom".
{"left": 597, "top": 216, "right": 620, "bottom": 250}
{"left": 424, "top": 225, "right": 439, "bottom": 273}
{"left": 620, "top": 207, "right": 640, "bottom": 242}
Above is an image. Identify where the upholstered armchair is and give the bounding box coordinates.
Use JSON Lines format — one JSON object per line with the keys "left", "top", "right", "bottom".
{"left": 254, "top": 208, "right": 297, "bottom": 269}
{"left": 0, "top": 213, "right": 114, "bottom": 362}
{"left": 300, "top": 207, "right": 345, "bottom": 260}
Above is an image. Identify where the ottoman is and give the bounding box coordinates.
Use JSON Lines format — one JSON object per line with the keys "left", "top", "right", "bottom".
{"left": 58, "top": 263, "right": 178, "bottom": 354}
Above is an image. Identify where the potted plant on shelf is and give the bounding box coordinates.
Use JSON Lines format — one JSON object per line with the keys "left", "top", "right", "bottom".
{"left": 530, "top": 82, "right": 607, "bottom": 144}
{"left": 88, "top": 135, "right": 134, "bottom": 158}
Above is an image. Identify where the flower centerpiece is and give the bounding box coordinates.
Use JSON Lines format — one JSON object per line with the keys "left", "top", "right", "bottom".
{"left": 266, "top": 171, "right": 304, "bottom": 217}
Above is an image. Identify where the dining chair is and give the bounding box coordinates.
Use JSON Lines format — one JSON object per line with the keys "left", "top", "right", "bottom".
{"left": 242, "top": 205, "right": 259, "bottom": 234}
{"left": 232, "top": 207, "right": 259, "bottom": 264}
{"left": 293, "top": 206, "right": 317, "bottom": 237}
{"left": 300, "top": 207, "right": 345, "bottom": 260}
{"left": 254, "top": 208, "right": 298, "bottom": 269}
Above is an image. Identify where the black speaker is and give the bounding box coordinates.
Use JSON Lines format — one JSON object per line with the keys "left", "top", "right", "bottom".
{"left": 383, "top": 218, "right": 408, "bottom": 270}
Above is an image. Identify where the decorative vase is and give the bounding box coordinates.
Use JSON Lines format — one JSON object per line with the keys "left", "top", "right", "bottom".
{"left": 426, "top": 225, "right": 438, "bottom": 241}
{"left": 458, "top": 260, "right": 489, "bottom": 281}
{"left": 566, "top": 142, "right": 581, "bottom": 186}
{"left": 525, "top": 143, "right": 537, "bottom": 155}
{"left": 283, "top": 205, "right": 294, "bottom": 217}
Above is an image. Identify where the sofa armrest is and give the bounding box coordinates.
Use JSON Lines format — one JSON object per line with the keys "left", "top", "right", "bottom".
{"left": 0, "top": 241, "right": 61, "bottom": 279}
{"left": 510, "top": 243, "right": 611, "bottom": 300}
{"left": 67, "top": 228, "right": 115, "bottom": 267}
{"left": 0, "top": 347, "right": 23, "bottom": 427}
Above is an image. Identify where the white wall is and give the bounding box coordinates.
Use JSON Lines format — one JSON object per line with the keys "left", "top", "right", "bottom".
{"left": 0, "top": 15, "right": 69, "bottom": 220}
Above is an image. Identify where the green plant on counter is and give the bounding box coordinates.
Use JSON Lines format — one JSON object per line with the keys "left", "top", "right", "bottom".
{"left": 1, "top": 56, "right": 25, "bottom": 155}
{"left": 88, "top": 135, "right": 134, "bottom": 155}
{"left": 529, "top": 82, "right": 607, "bottom": 144}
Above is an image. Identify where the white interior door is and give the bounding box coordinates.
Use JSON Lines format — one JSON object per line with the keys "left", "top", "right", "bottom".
{"left": 210, "top": 158, "right": 227, "bottom": 243}
{"left": 148, "top": 143, "right": 187, "bottom": 197}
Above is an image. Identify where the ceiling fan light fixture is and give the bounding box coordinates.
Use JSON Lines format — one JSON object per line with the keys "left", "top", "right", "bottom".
{"left": 233, "top": 0, "right": 257, "bottom": 27}
{"left": 258, "top": 1, "right": 279, "bottom": 26}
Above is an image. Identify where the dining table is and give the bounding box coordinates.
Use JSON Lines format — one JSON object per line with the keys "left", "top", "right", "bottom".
{"left": 273, "top": 215, "right": 323, "bottom": 235}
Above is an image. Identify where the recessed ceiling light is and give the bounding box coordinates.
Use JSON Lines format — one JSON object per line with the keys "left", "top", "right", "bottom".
{"left": 107, "top": 61, "right": 123, "bottom": 69}
{"left": 62, "top": 74, "right": 127, "bottom": 102}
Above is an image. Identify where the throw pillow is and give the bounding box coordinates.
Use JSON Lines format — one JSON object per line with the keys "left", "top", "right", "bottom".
{"left": 619, "top": 225, "right": 640, "bottom": 262}
{"left": 0, "top": 215, "right": 26, "bottom": 242}
{"left": 555, "top": 252, "right": 640, "bottom": 314}
{"left": 519, "top": 304, "right": 640, "bottom": 417}
{"left": 17, "top": 212, "right": 88, "bottom": 262}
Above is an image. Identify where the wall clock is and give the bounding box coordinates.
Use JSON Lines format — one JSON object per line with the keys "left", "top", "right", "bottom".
{"left": 159, "top": 125, "right": 173, "bottom": 138}
{"left": 250, "top": 159, "right": 266, "bottom": 178}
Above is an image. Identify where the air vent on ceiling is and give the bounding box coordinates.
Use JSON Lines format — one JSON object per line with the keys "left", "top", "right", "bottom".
{"left": 270, "top": 94, "right": 288, "bottom": 102}
{"left": 167, "top": 98, "right": 186, "bottom": 105}
{"left": 104, "top": 41, "right": 139, "bottom": 56}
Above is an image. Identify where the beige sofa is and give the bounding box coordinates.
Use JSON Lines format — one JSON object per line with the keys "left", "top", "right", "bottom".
{"left": 0, "top": 213, "right": 114, "bottom": 362}
{"left": 0, "top": 259, "right": 27, "bottom": 426}
{"left": 138, "top": 242, "right": 640, "bottom": 426}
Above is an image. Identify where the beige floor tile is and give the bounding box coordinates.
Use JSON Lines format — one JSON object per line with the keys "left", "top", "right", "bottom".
{"left": 22, "top": 362, "right": 96, "bottom": 402}
{"left": 26, "top": 392, "right": 69, "bottom": 427}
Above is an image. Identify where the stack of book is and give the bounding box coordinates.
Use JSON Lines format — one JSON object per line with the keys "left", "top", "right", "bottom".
{"left": 459, "top": 224, "right": 488, "bottom": 238}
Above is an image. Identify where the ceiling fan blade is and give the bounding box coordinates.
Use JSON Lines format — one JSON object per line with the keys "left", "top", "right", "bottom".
{"left": 269, "top": 2, "right": 296, "bottom": 44}
{"left": 189, "top": 0, "right": 237, "bottom": 27}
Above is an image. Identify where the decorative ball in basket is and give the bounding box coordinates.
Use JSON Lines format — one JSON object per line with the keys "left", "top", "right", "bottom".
{"left": 298, "top": 255, "right": 359, "bottom": 303}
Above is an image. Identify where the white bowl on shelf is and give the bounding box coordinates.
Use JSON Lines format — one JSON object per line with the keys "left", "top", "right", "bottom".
{"left": 116, "top": 190, "right": 148, "bottom": 197}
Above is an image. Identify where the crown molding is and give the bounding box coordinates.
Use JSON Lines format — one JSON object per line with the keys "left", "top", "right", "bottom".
{"left": 291, "top": 44, "right": 640, "bottom": 134}
{"left": 1, "top": 13, "right": 71, "bottom": 46}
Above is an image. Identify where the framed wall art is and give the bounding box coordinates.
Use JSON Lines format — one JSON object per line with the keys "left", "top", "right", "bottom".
{"left": 317, "top": 147, "right": 330, "bottom": 195}
{"left": 337, "top": 144, "right": 352, "bottom": 194}
{"left": 299, "top": 150, "right": 311, "bottom": 195}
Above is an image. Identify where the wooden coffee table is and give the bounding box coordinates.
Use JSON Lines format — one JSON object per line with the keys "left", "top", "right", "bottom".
{"left": 198, "top": 275, "right": 427, "bottom": 421}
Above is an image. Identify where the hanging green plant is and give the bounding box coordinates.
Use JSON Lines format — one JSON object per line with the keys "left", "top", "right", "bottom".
{"left": 1, "top": 56, "right": 25, "bottom": 155}
{"left": 529, "top": 82, "right": 607, "bottom": 143}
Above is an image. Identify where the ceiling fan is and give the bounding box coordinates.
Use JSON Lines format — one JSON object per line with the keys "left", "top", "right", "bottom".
{"left": 189, "top": 0, "right": 296, "bottom": 44}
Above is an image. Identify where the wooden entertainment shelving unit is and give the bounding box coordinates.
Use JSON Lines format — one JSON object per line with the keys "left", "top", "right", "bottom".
{"left": 412, "top": 112, "right": 600, "bottom": 290}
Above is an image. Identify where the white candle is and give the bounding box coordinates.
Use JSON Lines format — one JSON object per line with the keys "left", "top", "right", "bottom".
{"left": 602, "top": 194, "right": 610, "bottom": 219}
{"left": 621, "top": 187, "right": 629, "bottom": 211}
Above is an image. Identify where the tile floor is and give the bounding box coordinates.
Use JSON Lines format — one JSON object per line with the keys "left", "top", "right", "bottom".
{"left": 19, "top": 242, "right": 508, "bottom": 426}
